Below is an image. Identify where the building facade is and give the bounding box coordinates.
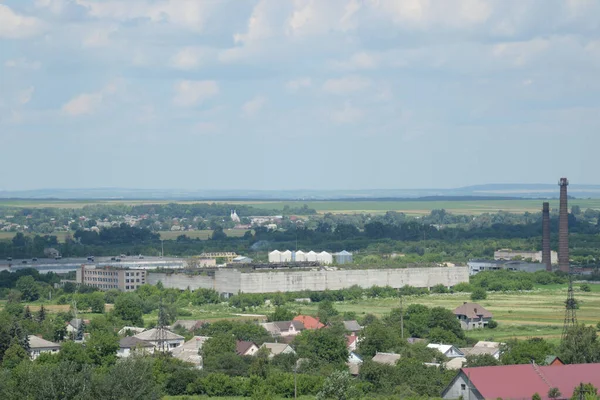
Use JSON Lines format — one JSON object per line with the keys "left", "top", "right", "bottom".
{"left": 76, "top": 266, "right": 147, "bottom": 291}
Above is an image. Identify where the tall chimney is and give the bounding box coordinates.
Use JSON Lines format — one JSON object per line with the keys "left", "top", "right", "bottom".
{"left": 542, "top": 202, "right": 551, "bottom": 271}
{"left": 558, "top": 178, "right": 569, "bottom": 272}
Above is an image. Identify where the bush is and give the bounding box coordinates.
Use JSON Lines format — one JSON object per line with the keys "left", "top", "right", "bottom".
{"left": 580, "top": 284, "right": 591, "bottom": 292}
{"left": 487, "top": 319, "right": 498, "bottom": 329}
{"left": 452, "top": 282, "right": 473, "bottom": 292}
{"left": 430, "top": 284, "right": 449, "bottom": 294}
{"left": 471, "top": 288, "right": 487, "bottom": 301}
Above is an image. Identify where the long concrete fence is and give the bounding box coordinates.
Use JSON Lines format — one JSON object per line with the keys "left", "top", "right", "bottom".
{"left": 148, "top": 266, "right": 468, "bottom": 295}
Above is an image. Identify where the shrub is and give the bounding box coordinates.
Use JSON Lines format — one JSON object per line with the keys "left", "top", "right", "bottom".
{"left": 452, "top": 282, "right": 473, "bottom": 293}
{"left": 471, "top": 288, "right": 487, "bottom": 301}
{"left": 487, "top": 319, "right": 498, "bottom": 329}
{"left": 580, "top": 284, "right": 591, "bottom": 292}
{"left": 430, "top": 284, "right": 449, "bottom": 294}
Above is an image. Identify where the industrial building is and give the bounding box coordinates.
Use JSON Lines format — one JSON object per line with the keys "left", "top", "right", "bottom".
{"left": 268, "top": 250, "right": 334, "bottom": 264}
{"left": 493, "top": 249, "right": 558, "bottom": 264}
{"left": 148, "top": 266, "right": 468, "bottom": 296}
{"left": 467, "top": 260, "right": 546, "bottom": 276}
{"left": 76, "top": 265, "right": 148, "bottom": 291}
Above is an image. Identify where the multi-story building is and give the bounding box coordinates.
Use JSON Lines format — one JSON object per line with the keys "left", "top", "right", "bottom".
{"left": 76, "top": 265, "right": 147, "bottom": 291}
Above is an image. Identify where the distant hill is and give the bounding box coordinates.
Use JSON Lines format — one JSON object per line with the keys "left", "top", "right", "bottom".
{"left": 1, "top": 183, "right": 600, "bottom": 200}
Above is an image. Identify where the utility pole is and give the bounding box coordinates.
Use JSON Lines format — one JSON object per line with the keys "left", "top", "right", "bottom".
{"left": 161, "top": 239, "right": 164, "bottom": 258}
{"left": 400, "top": 292, "right": 404, "bottom": 339}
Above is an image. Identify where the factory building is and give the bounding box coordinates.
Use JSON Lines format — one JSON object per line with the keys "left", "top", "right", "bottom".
{"left": 76, "top": 265, "right": 148, "bottom": 291}
{"left": 467, "top": 260, "right": 546, "bottom": 276}
{"left": 494, "top": 249, "right": 557, "bottom": 265}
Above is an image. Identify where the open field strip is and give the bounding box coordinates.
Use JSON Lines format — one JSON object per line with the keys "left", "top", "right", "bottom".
{"left": 3, "top": 199, "right": 600, "bottom": 215}
{"left": 0, "top": 229, "right": 249, "bottom": 242}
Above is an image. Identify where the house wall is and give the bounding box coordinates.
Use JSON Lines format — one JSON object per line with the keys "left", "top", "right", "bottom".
{"left": 30, "top": 347, "right": 59, "bottom": 360}
{"left": 459, "top": 317, "right": 491, "bottom": 330}
{"left": 443, "top": 373, "right": 484, "bottom": 400}
{"left": 147, "top": 273, "right": 214, "bottom": 291}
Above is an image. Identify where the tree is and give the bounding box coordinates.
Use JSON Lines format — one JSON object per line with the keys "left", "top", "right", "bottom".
{"left": 317, "top": 370, "right": 360, "bottom": 400}
{"left": 93, "top": 356, "right": 161, "bottom": 400}
{"left": 211, "top": 227, "right": 227, "bottom": 240}
{"left": 294, "top": 328, "right": 348, "bottom": 366}
{"left": 113, "top": 293, "right": 144, "bottom": 326}
{"left": 75, "top": 320, "right": 85, "bottom": 341}
{"left": 2, "top": 340, "right": 29, "bottom": 369}
{"left": 88, "top": 292, "right": 106, "bottom": 313}
{"left": 548, "top": 387, "right": 561, "bottom": 399}
{"left": 23, "top": 306, "right": 32, "bottom": 321}
{"left": 268, "top": 307, "right": 296, "bottom": 322}
{"left": 559, "top": 324, "right": 600, "bottom": 364}
{"left": 317, "top": 301, "right": 339, "bottom": 325}
{"left": 15, "top": 276, "right": 39, "bottom": 302}
{"left": 471, "top": 287, "right": 487, "bottom": 301}
{"left": 85, "top": 330, "right": 119, "bottom": 366}
{"left": 570, "top": 383, "right": 599, "bottom": 400}
{"left": 36, "top": 304, "right": 46, "bottom": 323}
{"left": 464, "top": 354, "right": 500, "bottom": 368}
{"left": 358, "top": 319, "right": 404, "bottom": 358}
{"left": 532, "top": 393, "right": 542, "bottom": 400}
{"left": 501, "top": 338, "right": 554, "bottom": 365}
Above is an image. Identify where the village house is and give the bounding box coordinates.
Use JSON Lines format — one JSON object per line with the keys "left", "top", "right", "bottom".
{"left": 261, "top": 320, "right": 305, "bottom": 337}
{"left": 372, "top": 352, "right": 401, "bottom": 366}
{"left": 293, "top": 315, "right": 324, "bottom": 330}
{"left": 171, "top": 320, "right": 206, "bottom": 332}
{"left": 171, "top": 336, "right": 211, "bottom": 368}
{"left": 343, "top": 320, "right": 362, "bottom": 334}
{"left": 133, "top": 328, "right": 185, "bottom": 349}
{"left": 459, "top": 341, "right": 502, "bottom": 360}
{"left": 442, "top": 363, "right": 600, "bottom": 400}
{"left": 346, "top": 334, "right": 359, "bottom": 352}
{"left": 260, "top": 343, "right": 296, "bottom": 358}
{"left": 117, "top": 326, "right": 146, "bottom": 336}
{"left": 236, "top": 341, "right": 259, "bottom": 356}
{"left": 453, "top": 302, "right": 493, "bottom": 330}
{"left": 427, "top": 344, "right": 465, "bottom": 359}
{"left": 28, "top": 335, "right": 60, "bottom": 360}
{"left": 117, "top": 337, "right": 154, "bottom": 358}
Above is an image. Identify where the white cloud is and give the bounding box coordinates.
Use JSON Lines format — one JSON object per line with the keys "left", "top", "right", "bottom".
{"left": 170, "top": 47, "right": 212, "bottom": 70}
{"left": 241, "top": 95, "right": 266, "bottom": 117}
{"left": 286, "top": 77, "right": 312, "bottom": 92}
{"left": 330, "top": 102, "right": 364, "bottom": 124}
{"left": 4, "top": 59, "right": 41, "bottom": 70}
{"left": 0, "top": 4, "right": 44, "bottom": 39}
{"left": 322, "top": 75, "right": 371, "bottom": 95}
{"left": 62, "top": 84, "right": 117, "bottom": 116}
{"left": 172, "top": 80, "right": 219, "bottom": 107}
{"left": 75, "top": 0, "right": 216, "bottom": 31}
{"left": 329, "top": 52, "right": 379, "bottom": 71}
{"left": 17, "top": 87, "right": 35, "bottom": 105}
{"left": 83, "top": 26, "right": 118, "bottom": 48}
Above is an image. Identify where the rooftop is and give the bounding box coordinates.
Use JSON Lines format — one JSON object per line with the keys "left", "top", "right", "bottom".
{"left": 119, "top": 336, "right": 154, "bottom": 349}
{"left": 133, "top": 328, "right": 184, "bottom": 342}
{"left": 28, "top": 335, "right": 60, "bottom": 350}
{"left": 453, "top": 302, "right": 493, "bottom": 319}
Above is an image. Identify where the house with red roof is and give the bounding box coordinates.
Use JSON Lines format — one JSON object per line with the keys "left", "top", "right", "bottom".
{"left": 293, "top": 315, "right": 324, "bottom": 330}
{"left": 442, "top": 363, "right": 600, "bottom": 400}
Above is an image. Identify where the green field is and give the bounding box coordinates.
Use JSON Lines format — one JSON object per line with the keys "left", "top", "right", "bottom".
{"left": 3, "top": 198, "right": 600, "bottom": 216}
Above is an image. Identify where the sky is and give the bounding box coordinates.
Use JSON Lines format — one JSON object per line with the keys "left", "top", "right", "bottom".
{"left": 1, "top": 0, "right": 600, "bottom": 191}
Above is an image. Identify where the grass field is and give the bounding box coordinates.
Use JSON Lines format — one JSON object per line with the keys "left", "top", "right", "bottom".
{"left": 2, "top": 199, "right": 600, "bottom": 216}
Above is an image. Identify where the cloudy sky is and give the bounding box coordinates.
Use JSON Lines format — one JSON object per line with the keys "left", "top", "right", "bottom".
{"left": 1, "top": 0, "right": 599, "bottom": 191}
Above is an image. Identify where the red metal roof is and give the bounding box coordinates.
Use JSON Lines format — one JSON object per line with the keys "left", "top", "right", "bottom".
{"left": 457, "top": 363, "right": 600, "bottom": 400}
{"left": 293, "top": 315, "right": 324, "bottom": 330}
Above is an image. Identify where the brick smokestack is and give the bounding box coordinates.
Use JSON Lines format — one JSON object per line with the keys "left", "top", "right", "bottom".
{"left": 542, "top": 202, "right": 551, "bottom": 271}
{"left": 558, "top": 178, "right": 569, "bottom": 272}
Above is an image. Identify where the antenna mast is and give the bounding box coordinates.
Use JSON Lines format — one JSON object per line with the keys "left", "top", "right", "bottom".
{"left": 562, "top": 269, "right": 577, "bottom": 340}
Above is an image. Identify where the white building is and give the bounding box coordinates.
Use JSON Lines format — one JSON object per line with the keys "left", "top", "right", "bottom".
{"left": 306, "top": 251, "right": 318, "bottom": 262}
{"left": 280, "top": 250, "right": 292, "bottom": 262}
{"left": 294, "top": 250, "right": 306, "bottom": 262}
{"left": 316, "top": 251, "right": 333, "bottom": 265}
{"left": 28, "top": 335, "right": 60, "bottom": 360}
{"left": 171, "top": 336, "right": 210, "bottom": 368}
{"left": 133, "top": 328, "right": 184, "bottom": 350}
{"left": 118, "top": 336, "right": 155, "bottom": 358}
{"left": 268, "top": 250, "right": 282, "bottom": 263}
{"left": 494, "top": 249, "right": 558, "bottom": 264}
{"left": 427, "top": 344, "right": 465, "bottom": 359}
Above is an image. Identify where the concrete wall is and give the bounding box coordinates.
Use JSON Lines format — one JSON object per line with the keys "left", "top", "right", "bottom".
{"left": 236, "top": 267, "right": 468, "bottom": 294}
{"left": 148, "top": 273, "right": 215, "bottom": 290}
{"left": 150, "top": 266, "right": 468, "bottom": 294}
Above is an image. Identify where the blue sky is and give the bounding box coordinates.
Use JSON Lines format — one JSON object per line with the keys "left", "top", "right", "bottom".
{"left": 1, "top": 0, "right": 599, "bottom": 191}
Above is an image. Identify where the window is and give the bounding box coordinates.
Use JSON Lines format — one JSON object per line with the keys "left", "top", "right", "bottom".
{"left": 461, "top": 384, "right": 466, "bottom": 390}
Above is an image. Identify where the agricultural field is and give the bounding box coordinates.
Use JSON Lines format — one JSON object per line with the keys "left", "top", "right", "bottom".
{"left": 3, "top": 198, "right": 600, "bottom": 216}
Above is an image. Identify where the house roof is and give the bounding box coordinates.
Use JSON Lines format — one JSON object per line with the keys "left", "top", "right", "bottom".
{"left": 545, "top": 355, "right": 564, "bottom": 365}
{"left": 460, "top": 346, "right": 499, "bottom": 357}
{"left": 445, "top": 363, "right": 600, "bottom": 400}
{"left": 453, "top": 302, "right": 493, "bottom": 319}
{"left": 175, "top": 336, "right": 211, "bottom": 352}
{"left": 28, "top": 335, "right": 60, "bottom": 350}
{"left": 117, "top": 326, "right": 146, "bottom": 335}
{"left": 372, "top": 352, "right": 401, "bottom": 366}
{"left": 445, "top": 357, "right": 466, "bottom": 370}
{"left": 172, "top": 320, "right": 206, "bottom": 331}
{"left": 427, "top": 343, "right": 463, "bottom": 356}
{"left": 407, "top": 337, "right": 427, "bottom": 344}
{"left": 293, "top": 315, "right": 324, "bottom": 330}
{"left": 474, "top": 341, "right": 501, "bottom": 348}
{"left": 119, "top": 336, "right": 154, "bottom": 349}
{"left": 343, "top": 320, "right": 362, "bottom": 332}
{"left": 133, "top": 328, "right": 184, "bottom": 342}
{"left": 261, "top": 343, "right": 294, "bottom": 355}
{"left": 236, "top": 340, "right": 257, "bottom": 355}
